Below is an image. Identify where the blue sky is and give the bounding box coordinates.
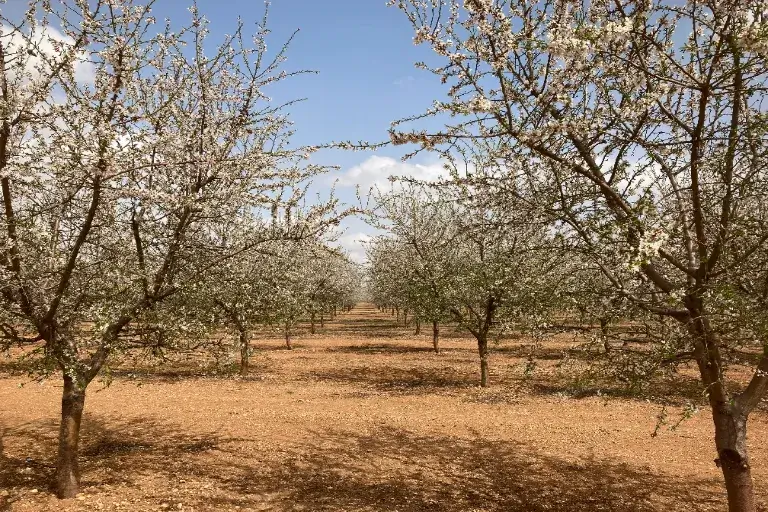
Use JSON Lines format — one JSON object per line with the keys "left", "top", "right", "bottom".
{"left": 165, "top": 0, "right": 451, "bottom": 262}
{"left": 1, "top": 0, "right": 451, "bottom": 262}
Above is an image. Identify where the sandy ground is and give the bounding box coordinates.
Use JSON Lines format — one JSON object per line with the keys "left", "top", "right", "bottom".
{"left": 1, "top": 303, "right": 766, "bottom": 511}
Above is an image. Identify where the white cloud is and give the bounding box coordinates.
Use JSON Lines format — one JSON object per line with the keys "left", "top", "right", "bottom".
{"left": 3, "top": 24, "right": 95, "bottom": 85}
{"left": 334, "top": 231, "right": 373, "bottom": 264}
{"left": 335, "top": 155, "right": 449, "bottom": 191}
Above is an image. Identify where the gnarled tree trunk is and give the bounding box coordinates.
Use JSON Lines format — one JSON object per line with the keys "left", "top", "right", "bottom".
{"left": 56, "top": 374, "right": 86, "bottom": 498}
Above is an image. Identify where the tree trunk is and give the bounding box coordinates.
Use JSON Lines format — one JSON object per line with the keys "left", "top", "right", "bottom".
{"left": 713, "top": 407, "right": 755, "bottom": 512}
{"left": 320, "top": 313, "right": 325, "bottom": 328}
{"left": 310, "top": 313, "right": 316, "bottom": 335}
{"left": 578, "top": 306, "right": 587, "bottom": 326}
{"left": 56, "top": 375, "right": 85, "bottom": 498}
{"left": 404, "top": 309, "right": 408, "bottom": 327}
{"left": 600, "top": 318, "right": 611, "bottom": 353}
{"left": 432, "top": 321, "right": 439, "bottom": 354}
{"left": 285, "top": 325, "right": 293, "bottom": 351}
{"left": 687, "top": 305, "right": 758, "bottom": 512}
{"left": 415, "top": 318, "right": 421, "bottom": 335}
{"left": 239, "top": 329, "right": 249, "bottom": 375}
{"left": 478, "top": 338, "right": 489, "bottom": 387}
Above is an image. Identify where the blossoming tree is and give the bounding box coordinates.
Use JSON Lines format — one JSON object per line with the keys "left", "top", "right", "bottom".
{"left": 368, "top": 176, "right": 560, "bottom": 385}
{"left": 388, "top": 0, "right": 768, "bottom": 509}
{"left": 1, "top": 0, "right": 332, "bottom": 497}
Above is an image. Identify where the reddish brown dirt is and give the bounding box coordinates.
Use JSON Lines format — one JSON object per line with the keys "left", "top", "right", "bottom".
{"left": 1, "top": 304, "right": 766, "bottom": 511}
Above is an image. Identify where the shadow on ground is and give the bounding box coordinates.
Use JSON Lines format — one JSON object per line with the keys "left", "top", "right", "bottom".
{"left": 1, "top": 415, "right": 733, "bottom": 511}
{"left": 525, "top": 364, "right": 716, "bottom": 409}
{"left": 308, "top": 364, "right": 478, "bottom": 395}
{"left": 329, "top": 343, "right": 443, "bottom": 355}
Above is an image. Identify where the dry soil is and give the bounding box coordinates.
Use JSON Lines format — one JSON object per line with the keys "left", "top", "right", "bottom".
{"left": 1, "top": 303, "right": 766, "bottom": 511}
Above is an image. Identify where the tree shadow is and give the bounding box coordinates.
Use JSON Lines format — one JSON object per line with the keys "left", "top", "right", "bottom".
{"left": 265, "top": 426, "right": 730, "bottom": 512}
{"left": 326, "top": 311, "right": 476, "bottom": 341}
{"left": 0, "top": 415, "right": 257, "bottom": 509}
{"left": 2, "top": 414, "right": 758, "bottom": 510}
{"left": 104, "top": 353, "right": 278, "bottom": 384}
{"left": 494, "top": 343, "right": 599, "bottom": 362}
{"left": 307, "top": 364, "right": 477, "bottom": 395}
{"left": 329, "top": 344, "right": 443, "bottom": 355}
{"left": 527, "top": 370, "right": 711, "bottom": 408}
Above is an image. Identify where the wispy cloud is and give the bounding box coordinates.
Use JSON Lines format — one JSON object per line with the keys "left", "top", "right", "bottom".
{"left": 333, "top": 155, "right": 448, "bottom": 191}
{"left": 334, "top": 231, "right": 373, "bottom": 264}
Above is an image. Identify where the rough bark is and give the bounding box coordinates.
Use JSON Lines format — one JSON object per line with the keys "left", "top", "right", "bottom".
{"left": 687, "top": 303, "right": 758, "bottom": 512}
{"left": 713, "top": 408, "right": 755, "bottom": 512}
{"left": 432, "top": 320, "right": 439, "bottom": 354}
{"left": 239, "top": 329, "right": 249, "bottom": 375}
{"left": 478, "top": 337, "right": 489, "bottom": 387}
{"left": 56, "top": 375, "right": 85, "bottom": 498}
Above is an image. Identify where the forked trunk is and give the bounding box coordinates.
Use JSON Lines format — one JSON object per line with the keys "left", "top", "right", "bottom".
{"left": 56, "top": 375, "right": 85, "bottom": 498}
{"left": 239, "top": 329, "right": 249, "bottom": 375}
{"left": 688, "top": 310, "right": 758, "bottom": 511}
{"left": 432, "top": 321, "right": 439, "bottom": 354}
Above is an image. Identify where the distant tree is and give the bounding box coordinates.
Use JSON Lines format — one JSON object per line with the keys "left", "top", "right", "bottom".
{"left": 369, "top": 176, "right": 560, "bottom": 386}
{"left": 369, "top": 185, "right": 461, "bottom": 353}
